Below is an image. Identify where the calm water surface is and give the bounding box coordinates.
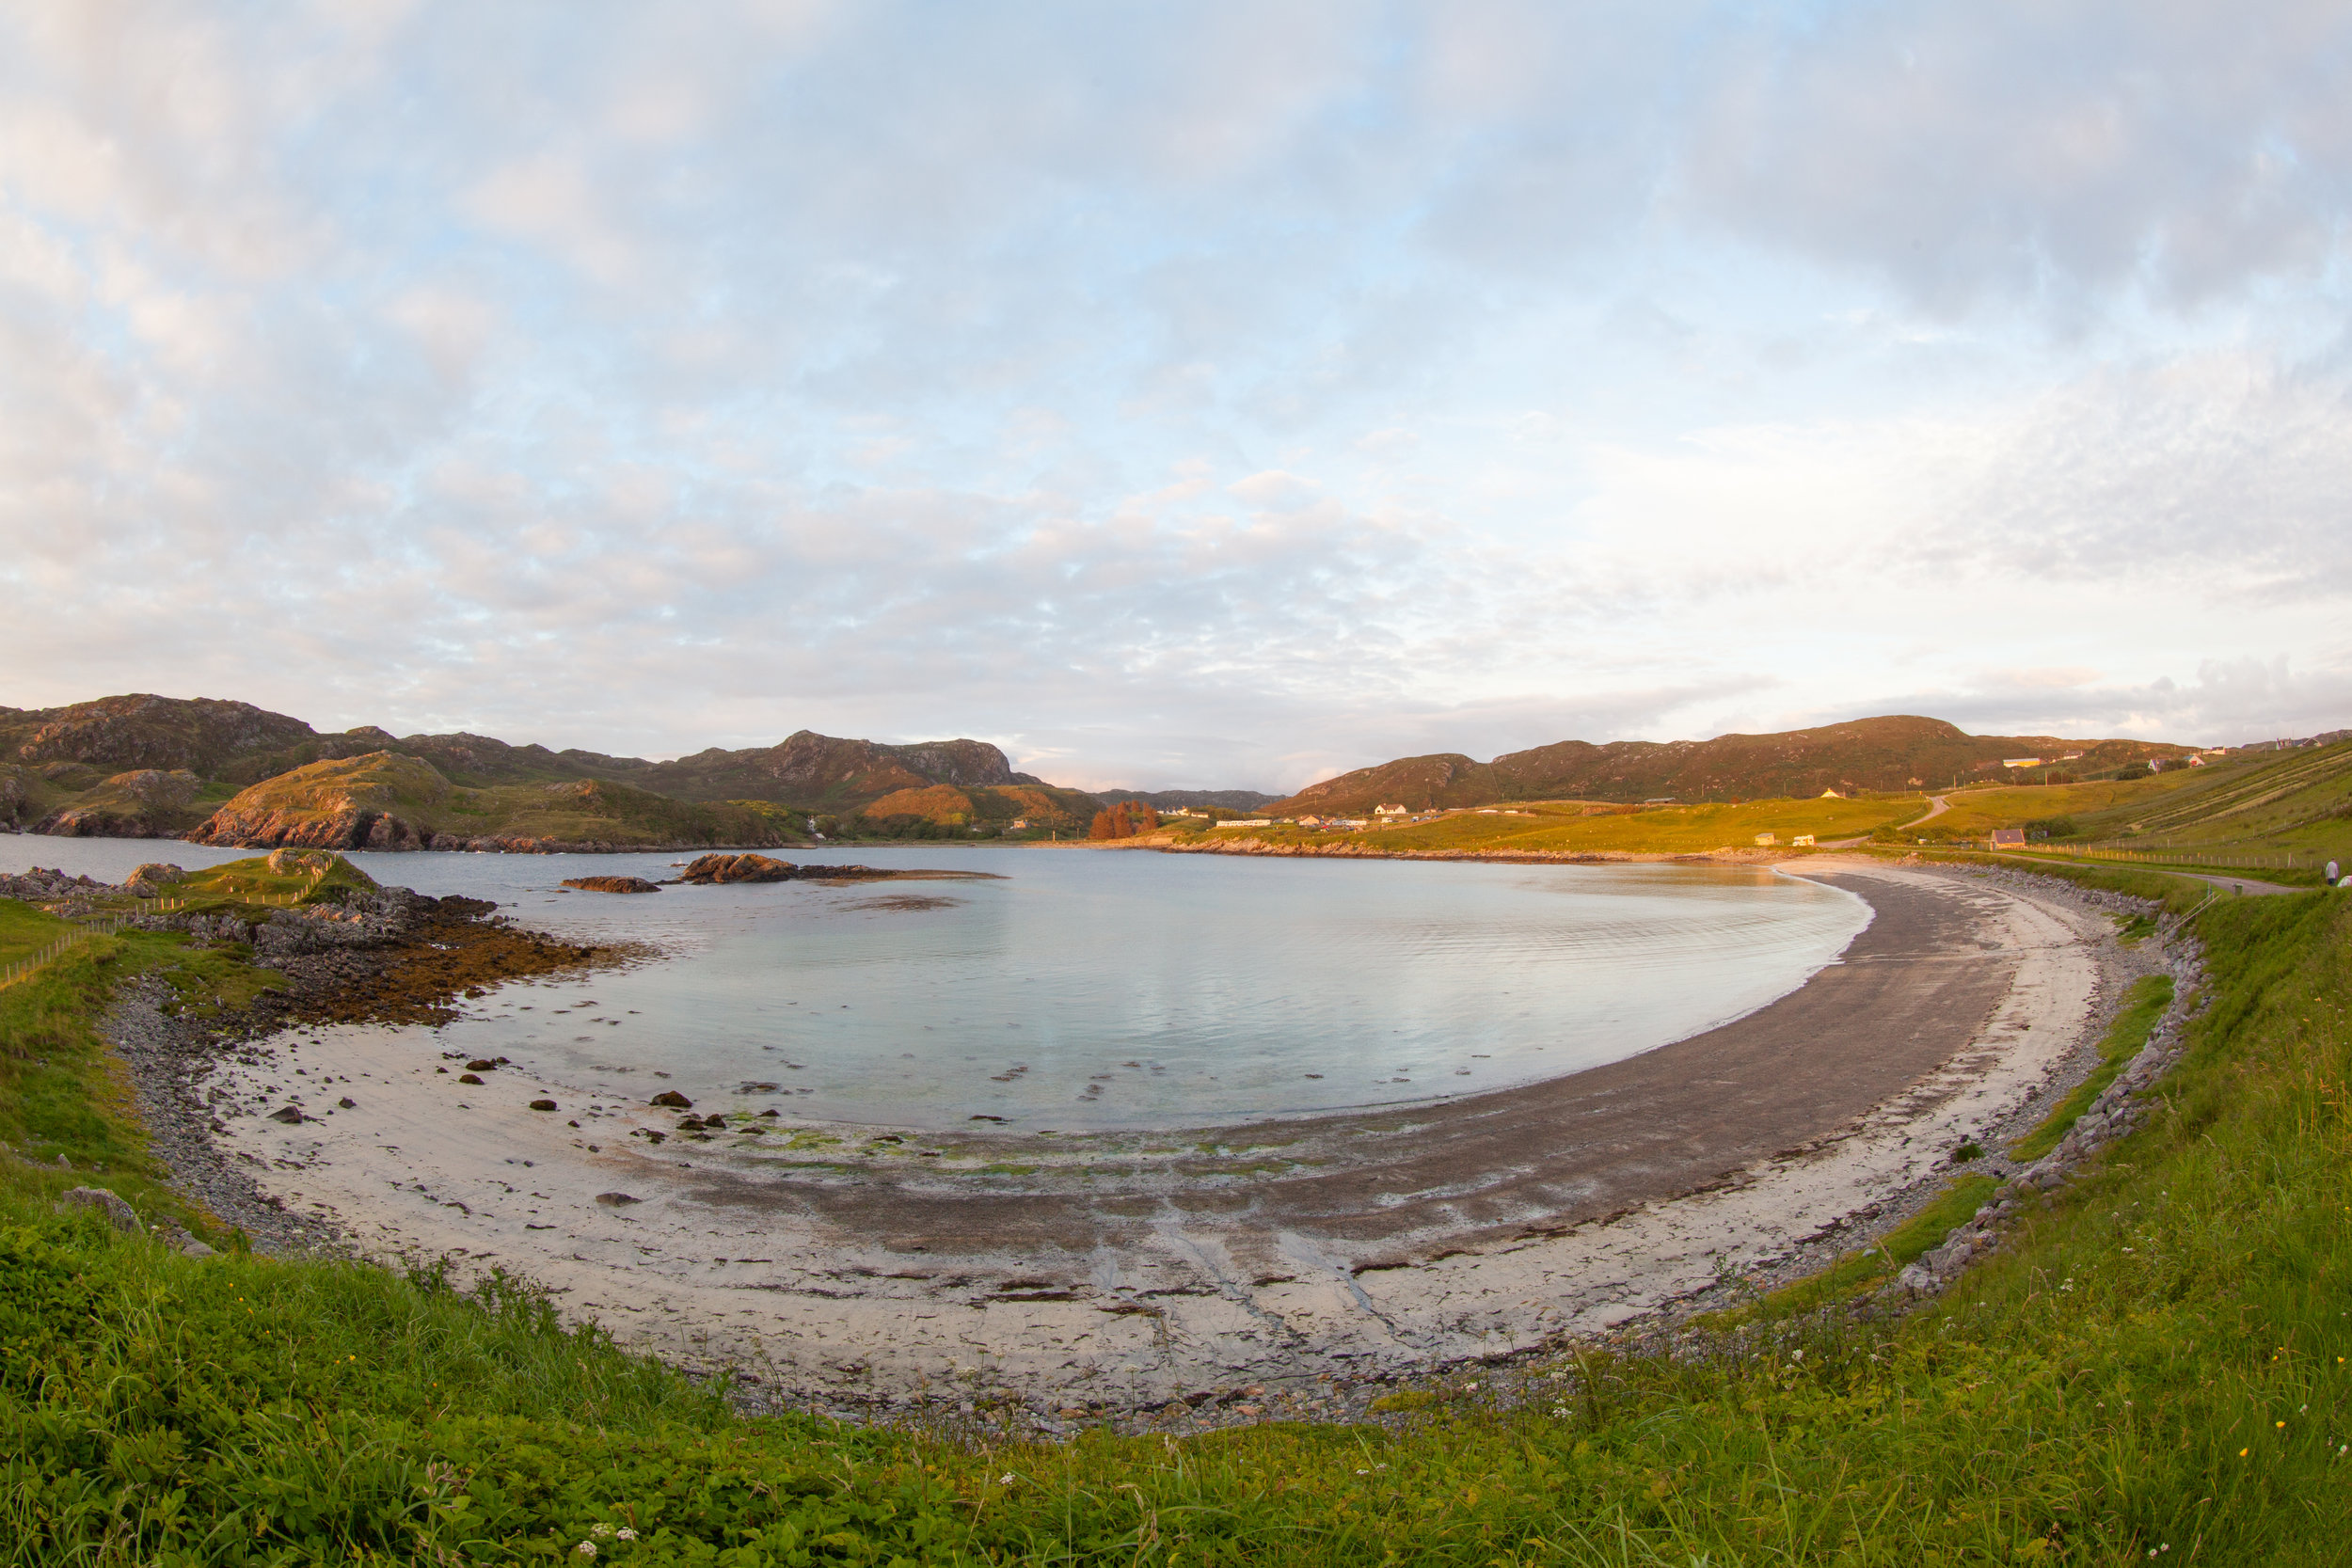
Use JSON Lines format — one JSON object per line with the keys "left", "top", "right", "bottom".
{"left": 4, "top": 838, "right": 1867, "bottom": 1132}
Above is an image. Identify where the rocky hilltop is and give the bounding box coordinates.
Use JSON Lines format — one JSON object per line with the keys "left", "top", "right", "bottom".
{"left": 1265, "top": 716, "right": 2204, "bottom": 816}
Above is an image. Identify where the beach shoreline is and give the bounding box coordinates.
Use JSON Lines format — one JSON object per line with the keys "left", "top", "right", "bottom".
{"left": 116, "top": 857, "right": 2143, "bottom": 1422}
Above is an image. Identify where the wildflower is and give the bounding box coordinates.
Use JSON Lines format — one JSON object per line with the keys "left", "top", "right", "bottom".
{"left": 591, "top": 1525, "right": 615, "bottom": 1539}
{"left": 1356, "top": 1468, "right": 1370, "bottom": 1475}
{"left": 577, "top": 1544, "right": 597, "bottom": 1559}
{"left": 2278, "top": 1420, "right": 2287, "bottom": 1429}
{"left": 999, "top": 1474, "right": 1016, "bottom": 1486}
{"left": 2058, "top": 1279, "right": 2074, "bottom": 1292}
{"left": 616, "top": 1529, "right": 636, "bottom": 1543}
{"left": 2241, "top": 1449, "right": 2249, "bottom": 1457}
{"left": 1551, "top": 1406, "right": 1570, "bottom": 1418}
{"left": 1790, "top": 1350, "right": 1804, "bottom": 1361}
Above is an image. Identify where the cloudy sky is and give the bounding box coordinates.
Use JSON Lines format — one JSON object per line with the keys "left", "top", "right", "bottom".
{"left": 2, "top": 1, "right": 2348, "bottom": 790}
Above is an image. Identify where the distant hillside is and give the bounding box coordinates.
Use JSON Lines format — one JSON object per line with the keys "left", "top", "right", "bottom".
{"left": 1265, "top": 717, "right": 2203, "bottom": 816}
{"left": 185, "top": 752, "right": 798, "bottom": 852}
{"left": 1, "top": 694, "right": 1090, "bottom": 840}
{"left": 634, "top": 731, "right": 1022, "bottom": 806}
{"left": 1104, "top": 788, "right": 1277, "bottom": 812}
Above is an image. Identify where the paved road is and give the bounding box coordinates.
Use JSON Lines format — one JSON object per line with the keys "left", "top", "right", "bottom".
{"left": 1904, "top": 793, "right": 1952, "bottom": 828}
{"left": 2175, "top": 870, "right": 2310, "bottom": 897}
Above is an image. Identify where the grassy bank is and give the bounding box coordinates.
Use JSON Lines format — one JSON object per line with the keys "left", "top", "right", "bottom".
{"left": 6, "top": 872, "right": 2352, "bottom": 1561}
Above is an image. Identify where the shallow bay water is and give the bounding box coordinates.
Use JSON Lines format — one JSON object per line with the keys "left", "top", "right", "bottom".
{"left": 4, "top": 838, "right": 1867, "bottom": 1132}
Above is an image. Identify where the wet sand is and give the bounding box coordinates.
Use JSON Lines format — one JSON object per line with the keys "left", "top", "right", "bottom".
{"left": 181, "top": 859, "right": 2105, "bottom": 1410}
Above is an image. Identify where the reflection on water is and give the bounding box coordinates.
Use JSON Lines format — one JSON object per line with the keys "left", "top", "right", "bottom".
{"left": 1, "top": 838, "right": 1867, "bottom": 1132}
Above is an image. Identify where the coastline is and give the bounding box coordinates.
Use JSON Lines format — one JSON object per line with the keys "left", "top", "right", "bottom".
{"left": 113, "top": 855, "right": 2146, "bottom": 1420}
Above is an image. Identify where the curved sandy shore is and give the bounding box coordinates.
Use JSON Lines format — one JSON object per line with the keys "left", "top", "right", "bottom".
{"left": 172, "top": 860, "right": 2108, "bottom": 1410}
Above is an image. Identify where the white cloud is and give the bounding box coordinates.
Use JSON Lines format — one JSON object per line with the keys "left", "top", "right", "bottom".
{"left": 1, "top": 1, "right": 2348, "bottom": 789}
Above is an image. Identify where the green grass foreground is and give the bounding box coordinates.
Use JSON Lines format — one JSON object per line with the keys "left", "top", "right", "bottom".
{"left": 6, "top": 877, "right": 2352, "bottom": 1562}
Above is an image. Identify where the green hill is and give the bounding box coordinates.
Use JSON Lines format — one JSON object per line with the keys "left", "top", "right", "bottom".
{"left": 1268, "top": 715, "right": 2202, "bottom": 816}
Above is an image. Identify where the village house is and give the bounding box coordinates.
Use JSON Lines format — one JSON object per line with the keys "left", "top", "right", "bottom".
{"left": 1989, "top": 827, "right": 2026, "bottom": 847}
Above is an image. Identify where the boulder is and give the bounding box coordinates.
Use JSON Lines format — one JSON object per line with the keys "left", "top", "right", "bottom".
{"left": 649, "top": 1089, "right": 693, "bottom": 1108}
{"left": 61, "top": 1186, "right": 140, "bottom": 1232}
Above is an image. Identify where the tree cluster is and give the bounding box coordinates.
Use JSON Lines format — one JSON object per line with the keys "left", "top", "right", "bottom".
{"left": 1088, "top": 800, "right": 1160, "bottom": 840}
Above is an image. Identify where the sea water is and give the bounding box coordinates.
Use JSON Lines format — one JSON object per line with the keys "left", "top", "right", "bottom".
{"left": 1, "top": 839, "right": 1868, "bottom": 1132}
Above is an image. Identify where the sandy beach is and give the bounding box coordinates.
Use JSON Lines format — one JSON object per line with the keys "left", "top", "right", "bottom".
{"left": 156, "top": 858, "right": 2124, "bottom": 1414}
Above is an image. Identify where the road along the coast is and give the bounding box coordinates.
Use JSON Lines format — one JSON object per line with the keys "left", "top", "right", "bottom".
{"left": 179, "top": 859, "right": 2111, "bottom": 1411}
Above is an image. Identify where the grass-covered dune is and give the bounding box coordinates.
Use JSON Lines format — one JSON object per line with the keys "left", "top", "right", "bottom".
{"left": 5, "top": 865, "right": 2352, "bottom": 1561}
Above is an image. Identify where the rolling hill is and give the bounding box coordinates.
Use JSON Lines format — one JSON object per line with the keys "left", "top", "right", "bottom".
{"left": 1264, "top": 716, "right": 2204, "bottom": 816}
{"left": 183, "top": 752, "right": 802, "bottom": 852}
{"left": 0, "top": 694, "right": 1098, "bottom": 841}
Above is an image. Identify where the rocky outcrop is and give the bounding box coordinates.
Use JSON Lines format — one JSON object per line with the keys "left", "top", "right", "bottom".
{"left": 562, "top": 876, "right": 662, "bottom": 894}
{"left": 185, "top": 752, "right": 447, "bottom": 849}
{"left": 32, "top": 768, "right": 205, "bottom": 837}
{"left": 0, "top": 865, "right": 112, "bottom": 906}
{"left": 674, "top": 852, "right": 799, "bottom": 883}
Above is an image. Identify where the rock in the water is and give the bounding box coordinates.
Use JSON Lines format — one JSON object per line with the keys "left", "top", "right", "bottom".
{"left": 675, "top": 852, "right": 797, "bottom": 884}
{"left": 649, "top": 1089, "right": 693, "bottom": 1108}
{"left": 595, "top": 1191, "right": 642, "bottom": 1206}
{"left": 529, "top": 1099, "right": 558, "bottom": 1112}
{"left": 561, "top": 875, "right": 662, "bottom": 894}
{"left": 61, "top": 1186, "right": 140, "bottom": 1232}
{"left": 268, "top": 1104, "right": 306, "bottom": 1124}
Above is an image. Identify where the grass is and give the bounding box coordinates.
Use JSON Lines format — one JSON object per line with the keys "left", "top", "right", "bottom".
{"left": 8, "top": 868, "right": 2352, "bottom": 1560}
{"left": 176, "top": 851, "right": 380, "bottom": 911}
{"left": 1189, "top": 794, "right": 1930, "bottom": 856}
{"left": 2007, "top": 974, "right": 2174, "bottom": 1163}
{"left": 1696, "top": 1172, "right": 2005, "bottom": 1327}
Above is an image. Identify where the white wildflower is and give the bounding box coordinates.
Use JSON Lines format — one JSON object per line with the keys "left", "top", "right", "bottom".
{"left": 591, "top": 1524, "right": 615, "bottom": 1538}
{"left": 999, "top": 1473, "right": 1016, "bottom": 1486}
{"left": 577, "top": 1544, "right": 597, "bottom": 1560}
{"left": 616, "top": 1528, "right": 637, "bottom": 1542}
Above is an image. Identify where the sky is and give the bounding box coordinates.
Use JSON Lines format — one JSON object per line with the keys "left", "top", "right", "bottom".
{"left": 1, "top": 1, "right": 2348, "bottom": 792}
